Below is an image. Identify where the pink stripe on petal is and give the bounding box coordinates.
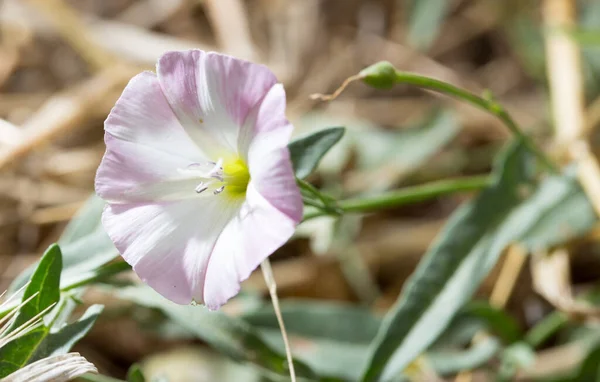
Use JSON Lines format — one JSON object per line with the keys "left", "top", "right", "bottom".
{"left": 201, "top": 183, "right": 298, "bottom": 310}
{"left": 249, "top": 147, "right": 303, "bottom": 223}
{"left": 156, "top": 50, "right": 278, "bottom": 156}
{"left": 241, "top": 84, "right": 293, "bottom": 163}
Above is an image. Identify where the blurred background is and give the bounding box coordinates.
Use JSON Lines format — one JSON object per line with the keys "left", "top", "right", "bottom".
{"left": 1, "top": 0, "right": 600, "bottom": 381}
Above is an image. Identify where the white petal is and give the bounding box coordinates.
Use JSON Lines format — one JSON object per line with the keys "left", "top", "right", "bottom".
{"left": 102, "top": 197, "right": 240, "bottom": 304}
{"left": 201, "top": 182, "right": 298, "bottom": 309}
{"left": 156, "top": 50, "right": 278, "bottom": 157}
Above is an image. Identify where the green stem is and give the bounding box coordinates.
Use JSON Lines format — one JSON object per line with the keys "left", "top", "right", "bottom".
{"left": 391, "top": 72, "right": 558, "bottom": 174}
{"left": 524, "top": 311, "right": 568, "bottom": 348}
{"left": 303, "top": 175, "right": 490, "bottom": 221}
{"left": 298, "top": 178, "right": 342, "bottom": 215}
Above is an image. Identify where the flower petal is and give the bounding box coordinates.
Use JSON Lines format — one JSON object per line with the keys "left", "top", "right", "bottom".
{"left": 96, "top": 71, "right": 207, "bottom": 203}
{"left": 156, "top": 50, "right": 277, "bottom": 155}
{"left": 249, "top": 147, "right": 303, "bottom": 223}
{"left": 96, "top": 134, "right": 199, "bottom": 203}
{"left": 103, "top": 71, "right": 204, "bottom": 162}
{"left": 201, "top": 182, "right": 299, "bottom": 309}
{"left": 240, "top": 84, "right": 293, "bottom": 161}
{"left": 103, "top": 198, "right": 240, "bottom": 304}
{"left": 239, "top": 84, "right": 302, "bottom": 222}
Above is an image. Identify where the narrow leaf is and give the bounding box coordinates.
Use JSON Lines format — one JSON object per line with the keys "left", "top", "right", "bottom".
{"left": 361, "top": 142, "right": 536, "bottom": 381}
{"left": 30, "top": 304, "right": 104, "bottom": 362}
{"left": 288, "top": 127, "right": 345, "bottom": 179}
{"left": 243, "top": 299, "right": 380, "bottom": 345}
{"left": 10, "top": 244, "right": 62, "bottom": 331}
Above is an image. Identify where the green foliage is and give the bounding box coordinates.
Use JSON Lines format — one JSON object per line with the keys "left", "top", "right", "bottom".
{"left": 0, "top": 245, "right": 103, "bottom": 379}
{"left": 243, "top": 299, "right": 381, "bottom": 344}
{"left": 9, "top": 244, "right": 62, "bottom": 331}
{"left": 428, "top": 337, "right": 501, "bottom": 376}
{"left": 288, "top": 127, "right": 345, "bottom": 179}
{"left": 30, "top": 304, "right": 104, "bottom": 362}
{"left": 127, "top": 364, "right": 146, "bottom": 382}
{"left": 360, "top": 142, "right": 536, "bottom": 381}
{"left": 9, "top": 195, "right": 118, "bottom": 294}
{"left": 118, "top": 285, "right": 319, "bottom": 380}
{"left": 460, "top": 301, "right": 522, "bottom": 344}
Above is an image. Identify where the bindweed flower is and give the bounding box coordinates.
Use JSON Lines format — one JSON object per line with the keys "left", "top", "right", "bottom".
{"left": 95, "top": 50, "right": 302, "bottom": 309}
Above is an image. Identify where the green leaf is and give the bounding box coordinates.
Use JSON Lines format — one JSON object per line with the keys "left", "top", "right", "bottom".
{"left": 407, "top": 0, "right": 451, "bottom": 50}
{"left": 30, "top": 304, "right": 104, "bottom": 362}
{"left": 461, "top": 301, "right": 522, "bottom": 344}
{"left": 10, "top": 244, "right": 62, "bottom": 331}
{"left": 258, "top": 328, "right": 369, "bottom": 381}
{"left": 0, "top": 327, "right": 47, "bottom": 377}
{"left": 518, "top": 168, "right": 597, "bottom": 251}
{"left": 118, "top": 285, "right": 318, "bottom": 380}
{"left": 243, "top": 300, "right": 381, "bottom": 380}
{"left": 8, "top": 195, "right": 118, "bottom": 295}
{"left": 360, "top": 142, "right": 536, "bottom": 381}
{"left": 428, "top": 337, "right": 501, "bottom": 376}
{"left": 243, "top": 299, "right": 381, "bottom": 345}
{"left": 0, "top": 245, "right": 62, "bottom": 377}
{"left": 288, "top": 127, "right": 345, "bottom": 179}
{"left": 59, "top": 194, "right": 106, "bottom": 245}
{"left": 127, "top": 364, "right": 146, "bottom": 382}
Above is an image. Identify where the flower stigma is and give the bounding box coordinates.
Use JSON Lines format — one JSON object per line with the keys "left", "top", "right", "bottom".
{"left": 185, "top": 156, "right": 250, "bottom": 200}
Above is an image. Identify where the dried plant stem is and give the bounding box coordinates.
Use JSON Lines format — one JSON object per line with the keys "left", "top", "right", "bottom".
{"left": 0, "top": 66, "right": 132, "bottom": 170}
{"left": 488, "top": 245, "right": 528, "bottom": 308}
{"left": 261, "top": 259, "right": 296, "bottom": 382}
{"left": 543, "top": 0, "right": 585, "bottom": 143}
{"left": 25, "top": 0, "right": 116, "bottom": 71}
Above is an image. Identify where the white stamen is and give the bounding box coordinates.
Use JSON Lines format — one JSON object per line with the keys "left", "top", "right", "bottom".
{"left": 209, "top": 159, "right": 223, "bottom": 176}
{"left": 195, "top": 182, "right": 208, "bottom": 194}
{"left": 214, "top": 186, "right": 225, "bottom": 195}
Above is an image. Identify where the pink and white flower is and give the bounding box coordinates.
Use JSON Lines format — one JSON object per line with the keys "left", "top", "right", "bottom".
{"left": 95, "top": 50, "right": 302, "bottom": 309}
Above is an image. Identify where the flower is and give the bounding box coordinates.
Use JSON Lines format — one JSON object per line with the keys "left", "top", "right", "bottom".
{"left": 95, "top": 50, "right": 302, "bottom": 309}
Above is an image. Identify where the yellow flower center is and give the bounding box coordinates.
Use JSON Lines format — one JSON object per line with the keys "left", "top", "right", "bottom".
{"left": 222, "top": 157, "right": 250, "bottom": 199}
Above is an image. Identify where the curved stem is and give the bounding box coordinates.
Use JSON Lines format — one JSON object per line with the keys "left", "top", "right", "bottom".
{"left": 392, "top": 72, "right": 558, "bottom": 174}
{"left": 303, "top": 175, "right": 490, "bottom": 221}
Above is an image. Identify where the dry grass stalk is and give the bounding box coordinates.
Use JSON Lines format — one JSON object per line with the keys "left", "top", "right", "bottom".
{"left": 532, "top": 249, "right": 600, "bottom": 319}
{"left": 23, "top": 0, "right": 116, "bottom": 71}
{"left": 0, "top": 66, "right": 134, "bottom": 170}
{"left": 202, "top": 0, "right": 257, "bottom": 61}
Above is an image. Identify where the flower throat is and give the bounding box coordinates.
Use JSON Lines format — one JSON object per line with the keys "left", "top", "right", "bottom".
{"left": 190, "top": 156, "right": 249, "bottom": 199}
